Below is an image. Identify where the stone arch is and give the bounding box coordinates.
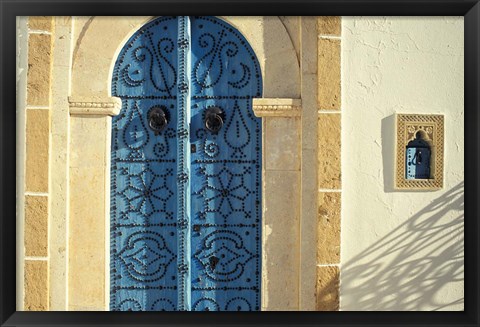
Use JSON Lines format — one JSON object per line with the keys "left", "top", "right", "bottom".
{"left": 68, "top": 16, "right": 304, "bottom": 311}
{"left": 71, "top": 16, "right": 300, "bottom": 99}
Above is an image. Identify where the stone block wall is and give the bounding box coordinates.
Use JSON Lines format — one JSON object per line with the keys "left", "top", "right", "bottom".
{"left": 23, "top": 16, "right": 54, "bottom": 311}
{"left": 18, "top": 15, "right": 344, "bottom": 312}
{"left": 316, "top": 16, "right": 342, "bottom": 311}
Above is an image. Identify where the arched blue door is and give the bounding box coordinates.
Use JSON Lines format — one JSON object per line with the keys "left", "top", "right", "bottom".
{"left": 110, "top": 16, "right": 262, "bottom": 311}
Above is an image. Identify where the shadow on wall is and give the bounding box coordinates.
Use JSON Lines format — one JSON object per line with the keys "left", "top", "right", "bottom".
{"left": 341, "top": 182, "right": 464, "bottom": 311}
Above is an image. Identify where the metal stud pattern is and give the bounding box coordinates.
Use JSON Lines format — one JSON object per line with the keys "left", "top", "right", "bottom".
{"left": 176, "top": 16, "right": 191, "bottom": 310}
{"left": 110, "top": 16, "right": 262, "bottom": 311}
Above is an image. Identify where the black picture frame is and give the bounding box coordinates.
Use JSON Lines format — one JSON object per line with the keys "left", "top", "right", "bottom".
{"left": 1, "top": 1, "right": 478, "bottom": 326}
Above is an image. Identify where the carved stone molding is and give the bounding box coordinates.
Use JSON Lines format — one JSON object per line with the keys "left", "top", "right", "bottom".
{"left": 252, "top": 98, "right": 302, "bottom": 117}
{"left": 69, "top": 96, "right": 122, "bottom": 116}
{"left": 395, "top": 113, "right": 444, "bottom": 190}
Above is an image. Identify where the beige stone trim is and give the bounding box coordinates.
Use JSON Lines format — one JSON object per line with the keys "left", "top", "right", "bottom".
{"left": 25, "top": 109, "right": 50, "bottom": 193}
{"left": 69, "top": 96, "right": 122, "bottom": 116}
{"left": 317, "top": 16, "right": 341, "bottom": 36}
{"left": 69, "top": 116, "right": 109, "bottom": 311}
{"left": 24, "top": 260, "right": 49, "bottom": 311}
{"left": 104, "top": 120, "right": 112, "bottom": 310}
{"left": 318, "top": 114, "right": 341, "bottom": 189}
{"left": 28, "top": 16, "right": 53, "bottom": 32}
{"left": 262, "top": 171, "right": 301, "bottom": 310}
{"left": 316, "top": 265, "right": 339, "bottom": 311}
{"left": 261, "top": 114, "right": 301, "bottom": 310}
{"left": 316, "top": 17, "right": 342, "bottom": 311}
{"left": 17, "top": 16, "right": 29, "bottom": 311}
{"left": 27, "top": 34, "right": 53, "bottom": 106}
{"left": 299, "top": 16, "right": 319, "bottom": 311}
{"left": 22, "top": 18, "right": 54, "bottom": 309}
{"left": 49, "top": 17, "right": 72, "bottom": 311}
{"left": 253, "top": 98, "right": 301, "bottom": 117}
{"left": 394, "top": 113, "right": 444, "bottom": 190}
{"left": 318, "top": 38, "right": 341, "bottom": 110}
{"left": 317, "top": 193, "right": 341, "bottom": 264}
{"left": 265, "top": 117, "right": 301, "bottom": 171}
{"left": 25, "top": 196, "right": 49, "bottom": 257}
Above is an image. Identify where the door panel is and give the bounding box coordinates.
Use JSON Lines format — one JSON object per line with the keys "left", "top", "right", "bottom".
{"left": 189, "top": 16, "right": 262, "bottom": 311}
{"left": 110, "top": 16, "right": 179, "bottom": 311}
{"left": 111, "top": 16, "right": 262, "bottom": 311}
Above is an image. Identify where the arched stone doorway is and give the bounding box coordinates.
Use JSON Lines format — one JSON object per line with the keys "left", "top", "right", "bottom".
{"left": 66, "top": 16, "right": 315, "bottom": 311}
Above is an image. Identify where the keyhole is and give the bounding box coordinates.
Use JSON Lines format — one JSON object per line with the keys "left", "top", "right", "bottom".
{"left": 209, "top": 256, "right": 220, "bottom": 270}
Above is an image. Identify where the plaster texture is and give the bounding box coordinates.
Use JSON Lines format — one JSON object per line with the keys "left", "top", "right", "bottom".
{"left": 341, "top": 16, "right": 464, "bottom": 311}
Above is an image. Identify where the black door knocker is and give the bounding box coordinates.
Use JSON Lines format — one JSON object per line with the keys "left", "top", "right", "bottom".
{"left": 148, "top": 106, "right": 169, "bottom": 135}
{"left": 204, "top": 107, "right": 224, "bottom": 133}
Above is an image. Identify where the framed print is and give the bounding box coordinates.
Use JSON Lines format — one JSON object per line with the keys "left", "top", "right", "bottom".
{"left": 1, "top": 0, "right": 478, "bottom": 326}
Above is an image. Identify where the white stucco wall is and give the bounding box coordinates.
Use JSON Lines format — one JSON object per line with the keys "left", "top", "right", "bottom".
{"left": 341, "top": 17, "right": 464, "bottom": 311}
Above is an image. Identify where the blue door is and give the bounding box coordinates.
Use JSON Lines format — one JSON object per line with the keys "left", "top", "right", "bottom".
{"left": 110, "top": 16, "right": 262, "bottom": 311}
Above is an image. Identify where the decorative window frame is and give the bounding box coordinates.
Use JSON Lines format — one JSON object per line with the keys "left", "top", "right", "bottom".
{"left": 395, "top": 113, "right": 444, "bottom": 190}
